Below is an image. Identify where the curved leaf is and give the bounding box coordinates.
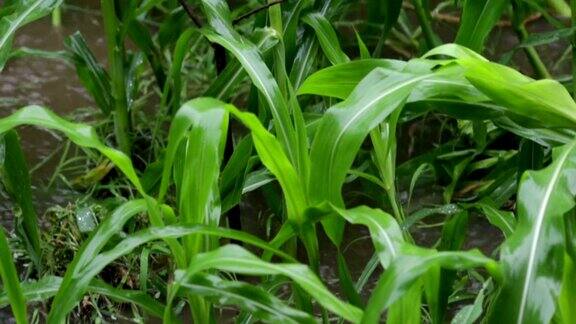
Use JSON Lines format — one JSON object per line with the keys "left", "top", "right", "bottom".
{"left": 199, "top": 0, "right": 300, "bottom": 167}
{"left": 177, "top": 272, "right": 315, "bottom": 324}
{"left": 488, "top": 139, "right": 576, "bottom": 324}
{"left": 363, "top": 247, "right": 500, "bottom": 323}
{"left": 159, "top": 98, "right": 229, "bottom": 253}
{"left": 0, "top": 0, "right": 62, "bottom": 70}
{"left": 175, "top": 245, "right": 363, "bottom": 323}
{"left": 0, "top": 276, "right": 165, "bottom": 318}
{"left": 308, "top": 69, "right": 429, "bottom": 244}
{"left": 297, "top": 59, "right": 406, "bottom": 99}
{"left": 49, "top": 223, "right": 296, "bottom": 323}
{"left": 226, "top": 106, "right": 307, "bottom": 224}
{"left": 302, "top": 12, "right": 349, "bottom": 65}
{"left": 0, "top": 106, "right": 143, "bottom": 192}
{"left": 47, "top": 199, "right": 149, "bottom": 323}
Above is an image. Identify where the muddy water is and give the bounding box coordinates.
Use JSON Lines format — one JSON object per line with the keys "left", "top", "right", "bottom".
{"left": 0, "top": 1, "right": 529, "bottom": 321}
{"left": 0, "top": 1, "right": 104, "bottom": 226}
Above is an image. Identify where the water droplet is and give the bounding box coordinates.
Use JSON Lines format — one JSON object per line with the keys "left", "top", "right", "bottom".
{"left": 76, "top": 207, "right": 96, "bottom": 233}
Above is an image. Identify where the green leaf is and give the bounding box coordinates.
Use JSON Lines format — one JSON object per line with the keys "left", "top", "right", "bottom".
{"left": 302, "top": 12, "right": 349, "bottom": 65}
{"left": 557, "top": 254, "right": 576, "bottom": 323}
{"left": 364, "top": 247, "right": 499, "bottom": 323}
{"left": 457, "top": 55, "right": 576, "bottom": 128}
{"left": 308, "top": 69, "right": 428, "bottom": 244}
{"left": 204, "top": 28, "right": 279, "bottom": 101}
{"left": 451, "top": 280, "right": 488, "bottom": 324}
{"left": 309, "top": 203, "right": 499, "bottom": 323}
{"left": 488, "top": 139, "right": 576, "bottom": 324}
{"left": 159, "top": 98, "right": 229, "bottom": 254}
{"left": 330, "top": 205, "right": 403, "bottom": 268}
{"left": 0, "top": 105, "right": 143, "bottom": 193}
{"left": 455, "top": 0, "right": 510, "bottom": 52}
{"left": 47, "top": 199, "right": 149, "bottom": 323}
{"left": 49, "top": 220, "right": 295, "bottom": 322}
{"left": 474, "top": 201, "right": 516, "bottom": 238}
{"left": 161, "top": 27, "right": 197, "bottom": 114}
{"left": 0, "top": 228, "right": 26, "bottom": 324}
{"left": 297, "top": 59, "right": 406, "bottom": 99}
{"left": 289, "top": 0, "right": 345, "bottom": 89}
{"left": 177, "top": 272, "right": 316, "bottom": 323}
{"left": 0, "top": 105, "right": 186, "bottom": 268}
{"left": 0, "top": 276, "right": 166, "bottom": 318}
{"left": 1, "top": 130, "right": 40, "bottom": 269}
{"left": 518, "top": 26, "right": 576, "bottom": 48}
{"left": 174, "top": 245, "right": 363, "bottom": 323}
{"left": 66, "top": 32, "right": 112, "bottom": 115}
{"left": 0, "top": 0, "right": 62, "bottom": 71}
{"left": 226, "top": 106, "right": 307, "bottom": 224}
{"left": 199, "top": 0, "right": 300, "bottom": 168}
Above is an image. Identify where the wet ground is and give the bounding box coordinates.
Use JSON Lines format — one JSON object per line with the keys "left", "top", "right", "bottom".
{"left": 0, "top": 0, "right": 103, "bottom": 227}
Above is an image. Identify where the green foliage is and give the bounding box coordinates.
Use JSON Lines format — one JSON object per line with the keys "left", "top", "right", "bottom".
{"left": 1, "top": 1, "right": 576, "bottom": 323}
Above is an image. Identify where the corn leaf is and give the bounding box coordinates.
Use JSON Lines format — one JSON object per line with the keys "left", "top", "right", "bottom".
{"left": 66, "top": 32, "right": 112, "bottom": 115}
{"left": 0, "top": 130, "right": 40, "bottom": 269}
{"left": 455, "top": 0, "right": 510, "bottom": 52}
{"left": 308, "top": 69, "right": 428, "bottom": 244}
{"left": 364, "top": 247, "right": 499, "bottom": 323}
{"left": 199, "top": 0, "right": 300, "bottom": 167}
{"left": 0, "top": 0, "right": 62, "bottom": 71}
{"left": 488, "top": 139, "right": 576, "bottom": 324}
{"left": 171, "top": 98, "right": 229, "bottom": 253}
{"left": 0, "top": 276, "right": 165, "bottom": 318}
{"left": 177, "top": 272, "right": 316, "bottom": 324}
{"left": 175, "top": 245, "right": 363, "bottom": 323}
{"left": 302, "top": 12, "right": 349, "bottom": 65}
{"left": 226, "top": 106, "right": 307, "bottom": 224}
{"left": 458, "top": 57, "right": 576, "bottom": 128}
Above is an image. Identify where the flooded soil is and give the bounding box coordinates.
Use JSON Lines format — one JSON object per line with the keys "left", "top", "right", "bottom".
{"left": 0, "top": 0, "right": 104, "bottom": 227}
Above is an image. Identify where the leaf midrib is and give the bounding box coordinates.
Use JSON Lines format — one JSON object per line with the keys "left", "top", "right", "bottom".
{"left": 517, "top": 140, "right": 576, "bottom": 324}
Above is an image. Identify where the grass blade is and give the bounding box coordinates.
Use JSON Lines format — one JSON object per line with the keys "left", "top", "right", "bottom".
{"left": 66, "top": 32, "right": 112, "bottom": 115}
{"left": 0, "top": 228, "right": 26, "bottom": 324}
{"left": 1, "top": 130, "right": 41, "bottom": 269}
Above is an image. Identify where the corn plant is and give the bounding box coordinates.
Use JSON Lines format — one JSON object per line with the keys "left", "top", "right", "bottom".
{"left": 0, "top": 0, "right": 576, "bottom": 323}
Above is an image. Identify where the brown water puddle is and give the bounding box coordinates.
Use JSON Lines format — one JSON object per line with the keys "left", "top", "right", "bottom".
{"left": 0, "top": 1, "right": 105, "bottom": 226}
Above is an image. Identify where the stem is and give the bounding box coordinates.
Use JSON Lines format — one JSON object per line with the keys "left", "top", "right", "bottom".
{"left": 234, "top": 0, "right": 283, "bottom": 24}
{"left": 412, "top": 0, "right": 441, "bottom": 50}
{"left": 51, "top": 6, "right": 62, "bottom": 27}
{"left": 517, "top": 25, "right": 551, "bottom": 79}
{"left": 511, "top": 4, "right": 551, "bottom": 79}
{"left": 101, "top": 0, "right": 131, "bottom": 154}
